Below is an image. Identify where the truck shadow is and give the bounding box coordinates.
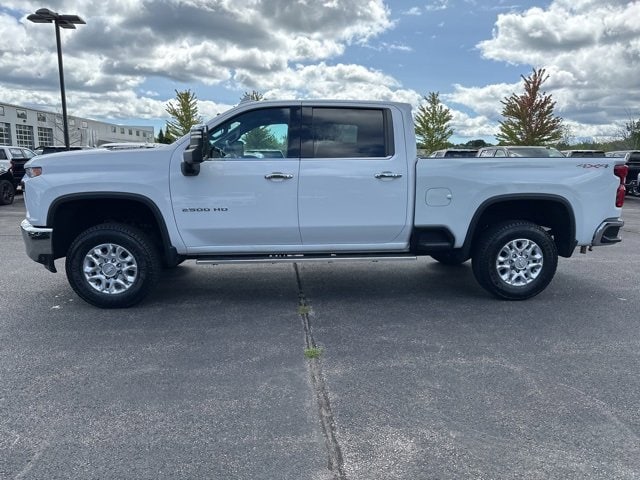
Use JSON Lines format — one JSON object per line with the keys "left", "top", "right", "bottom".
{"left": 151, "top": 260, "right": 487, "bottom": 307}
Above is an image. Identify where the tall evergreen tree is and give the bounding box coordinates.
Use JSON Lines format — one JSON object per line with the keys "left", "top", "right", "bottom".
{"left": 165, "top": 89, "right": 202, "bottom": 139}
{"left": 497, "top": 68, "right": 563, "bottom": 146}
{"left": 414, "top": 92, "right": 454, "bottom": 153}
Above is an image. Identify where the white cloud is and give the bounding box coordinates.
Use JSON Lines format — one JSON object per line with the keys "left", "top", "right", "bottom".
{"left": 446, "top": 82, "right": 518, "bottom": 119}
{"left": 425, "top": 0, "right": 449, "bottom": 12}
{"left": 236, "top": 62, "right": 422, "bottom": 106}
{"left": 402, "top": 7, "right": 422, "bottom": 16}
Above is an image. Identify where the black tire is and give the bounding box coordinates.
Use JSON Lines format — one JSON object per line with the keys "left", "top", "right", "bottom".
{"left": 65, "top": 223, "right": 161, "bottom": 308}
{"left": 0, "top": 179, "right": 15, "bottom": 205}
{"left": 472, "top": 221, "right": 558, "bottom": 300}
{"left": 430, "top": 250, "right": 469, "bottom": 265}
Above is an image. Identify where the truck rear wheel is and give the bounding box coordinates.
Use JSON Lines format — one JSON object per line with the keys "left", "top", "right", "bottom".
{"left": 65, "top": 223, "right": 161, "bottom": 308}
{"left": 472, "top": 221, "right": 558, "bottom": 300}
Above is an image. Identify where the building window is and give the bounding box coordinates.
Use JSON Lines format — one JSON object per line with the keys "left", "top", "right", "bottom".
{"left": 81, "top": 121, "right": 88, "bottom": 128}
{"left": 37, "top": 127, "right": 54, "bottom": 146}
{"left": 136, "top": 130, "right": 140, "bottom": 136}
{"left": 0, "top": 123, "right": 11, "bottom": 144}
{"left": 142, "top": 132, "right": 147, "bottom": 138}
{"left": 55, "top": 116, "right": 62, "bottom": 124}
{"left": 0, "top": 106, "right": 5, "bottom": 116}
{"left": 120, "top": 127, "right": 125, "bottom": 134}
{"left": 16, "top": 124, "right": 35, "bottom": 149}
{"left": 128, "top": 129, "right": 133, "bottom": 135}
{"left": 69, "top": 119, "right": 75, "bottom": 126}
{"left": 111, "top": 126, "right": 116, "bottom": 133}
{"left": 17, "top": 109, "right": 27, "bottom": 120}
{"left": 37, "top": 113, "right": 47, "bottom": 122}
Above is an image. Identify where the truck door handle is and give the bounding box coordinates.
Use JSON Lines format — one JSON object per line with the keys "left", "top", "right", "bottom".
{"left": 375, "top": 171, "right": 403, "bottom": 179}
{"left": 264, "top": 172, "right": 294, "bottom": 180}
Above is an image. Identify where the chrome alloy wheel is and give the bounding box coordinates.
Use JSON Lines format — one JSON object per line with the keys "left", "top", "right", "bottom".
{"left": 495, "top": 238, "right": 543, "bottom": 286}
{"left": 83, "top": 243, "right": 138, "bottom": 294}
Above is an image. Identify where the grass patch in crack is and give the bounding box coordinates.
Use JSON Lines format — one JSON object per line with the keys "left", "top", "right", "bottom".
{"left": 304, "top": 347, "right": 323, "bottom": 359}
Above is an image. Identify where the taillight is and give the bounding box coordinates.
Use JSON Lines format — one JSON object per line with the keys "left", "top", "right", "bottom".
{"left": 614, "top": 164, "right": 628, "bottom": 208}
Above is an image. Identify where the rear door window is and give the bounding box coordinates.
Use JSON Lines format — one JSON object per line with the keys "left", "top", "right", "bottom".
{"left": 303, "top": 108, "right": 392, "bottom": 158}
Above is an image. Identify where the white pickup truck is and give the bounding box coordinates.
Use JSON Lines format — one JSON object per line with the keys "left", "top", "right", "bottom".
{"left": 21, "top": 100, "right": 628, "bottom": 308}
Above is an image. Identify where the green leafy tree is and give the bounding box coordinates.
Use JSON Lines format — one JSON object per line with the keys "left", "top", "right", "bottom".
{"left": 497, "top": 68, "right": 563, "bottom": 146}
{"left": 620, "top": 116, "right": 640, "bottom": 149}
{"left": 465, "top": 139, "right": 489, "bottom": 148}
{"left": 414, "top": 92, "right": 454, "bottom": 153}
{"left": 165, "top": 89, "right": 202, "bottom": 139}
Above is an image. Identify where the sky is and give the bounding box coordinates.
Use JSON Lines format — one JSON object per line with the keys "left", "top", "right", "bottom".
{"left": 1, "top": 0, "right": 639, "bottom": 144}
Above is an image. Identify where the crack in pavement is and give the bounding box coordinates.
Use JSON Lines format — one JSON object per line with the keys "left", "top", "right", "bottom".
{"left": 294, "top": 263, "right": 347, "bottom": 480}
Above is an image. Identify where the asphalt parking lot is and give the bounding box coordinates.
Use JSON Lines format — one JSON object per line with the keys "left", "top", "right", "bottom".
{"left": 2, "top": 194, "right": 640, "bottom": 479}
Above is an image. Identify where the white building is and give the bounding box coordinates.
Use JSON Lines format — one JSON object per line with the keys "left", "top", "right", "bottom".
{"left": 0, "top": 102, "right": 155, "bottom": 149}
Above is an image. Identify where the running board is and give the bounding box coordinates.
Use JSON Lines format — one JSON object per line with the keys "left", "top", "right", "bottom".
{"left": 196, "top": 254, "right": 418, "bottom": 265}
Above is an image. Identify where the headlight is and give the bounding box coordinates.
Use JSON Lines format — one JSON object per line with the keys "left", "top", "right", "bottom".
{"left": 25, "top": 166, "right": 42, "bottom": 178}
{"left": 0, "top": 160, "right": 9, "bottom": 174}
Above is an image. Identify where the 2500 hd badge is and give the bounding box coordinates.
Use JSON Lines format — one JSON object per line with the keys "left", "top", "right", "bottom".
{"left": 182, "top": 207, "right": 228, "bottom": 212}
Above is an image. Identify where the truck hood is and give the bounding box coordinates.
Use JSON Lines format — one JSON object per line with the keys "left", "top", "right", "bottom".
{"left": 25, "top": 144, "right": 175, "bottom": 173}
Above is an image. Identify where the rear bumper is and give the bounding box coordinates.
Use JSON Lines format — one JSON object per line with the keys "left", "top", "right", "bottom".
{"left": 592, "top": 218, "right": 624, "bottom": 246}
{"left": 21, "top": 219, "right": 57, "bottom": 272}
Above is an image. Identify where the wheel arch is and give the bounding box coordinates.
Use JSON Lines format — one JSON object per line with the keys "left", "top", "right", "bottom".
{"left": 47, "top": 192, "right": 180, "bottom": 266}
{"left": 461, "top": 194, "right": 577, "bottom": 258}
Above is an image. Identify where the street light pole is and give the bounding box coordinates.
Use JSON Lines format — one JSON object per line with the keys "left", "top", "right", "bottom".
{"left": 27, "top": 8, "right": 85, "bottom": 150}
{"left": 52, "top": 20, "right": 71, "bottom": 150}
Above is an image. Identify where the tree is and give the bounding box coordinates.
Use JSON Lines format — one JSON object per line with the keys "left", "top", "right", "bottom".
{"left": 52, "top": 112, "right": 81, "bottom": 146}
{"left": 497, "top": 68, "right": 563, "bottom": 146}
{"left": 618, "top": 116, "right": 640, "bottom": 149}
{"left": 465, "top": 139, "right": 489, "bottom": 148}
{"left": 165, "top": 89, "right": 202, "bottom": 139}
{"left": 414, "top": 92, "right": 454, "bottom": 153}
{"left": 156, "top": 128, "right": 172, "bottom": 144}
{"left": 242, "top": 128, "right": 283, "bottom": 151}
{"left": 238, "top": 90, "right": 283, "bottom": 150}
{"left": 241, "top": 90, "right": 265, "bottom": 102}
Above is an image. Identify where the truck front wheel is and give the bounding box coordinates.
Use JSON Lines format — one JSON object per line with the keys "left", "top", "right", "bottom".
{"left": 65, "top": 223, "right": 161, "bottom": 308}
{"left": 472, "top": 221, "right": 558, "bottom": 300}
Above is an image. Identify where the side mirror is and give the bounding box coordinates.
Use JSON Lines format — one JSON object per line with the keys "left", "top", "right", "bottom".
{"left": 181, "top": 124, "right": 208, "bottom": 176}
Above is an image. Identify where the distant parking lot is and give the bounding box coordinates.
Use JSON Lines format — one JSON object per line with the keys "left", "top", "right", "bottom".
{"left": 2, "top": 194, "right": 640, "bottom": 479}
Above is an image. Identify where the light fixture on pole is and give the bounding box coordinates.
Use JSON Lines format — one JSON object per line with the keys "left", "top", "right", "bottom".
{"left": 27, "top": 8, "right": 85, "bottom": 150}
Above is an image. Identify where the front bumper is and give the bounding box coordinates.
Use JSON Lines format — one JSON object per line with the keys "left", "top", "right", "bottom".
{"left": 592, "top": 218, "right": 624, "bottom": 246}
{"left": 21, "top": 219, "right": 57, "bottom": 272}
